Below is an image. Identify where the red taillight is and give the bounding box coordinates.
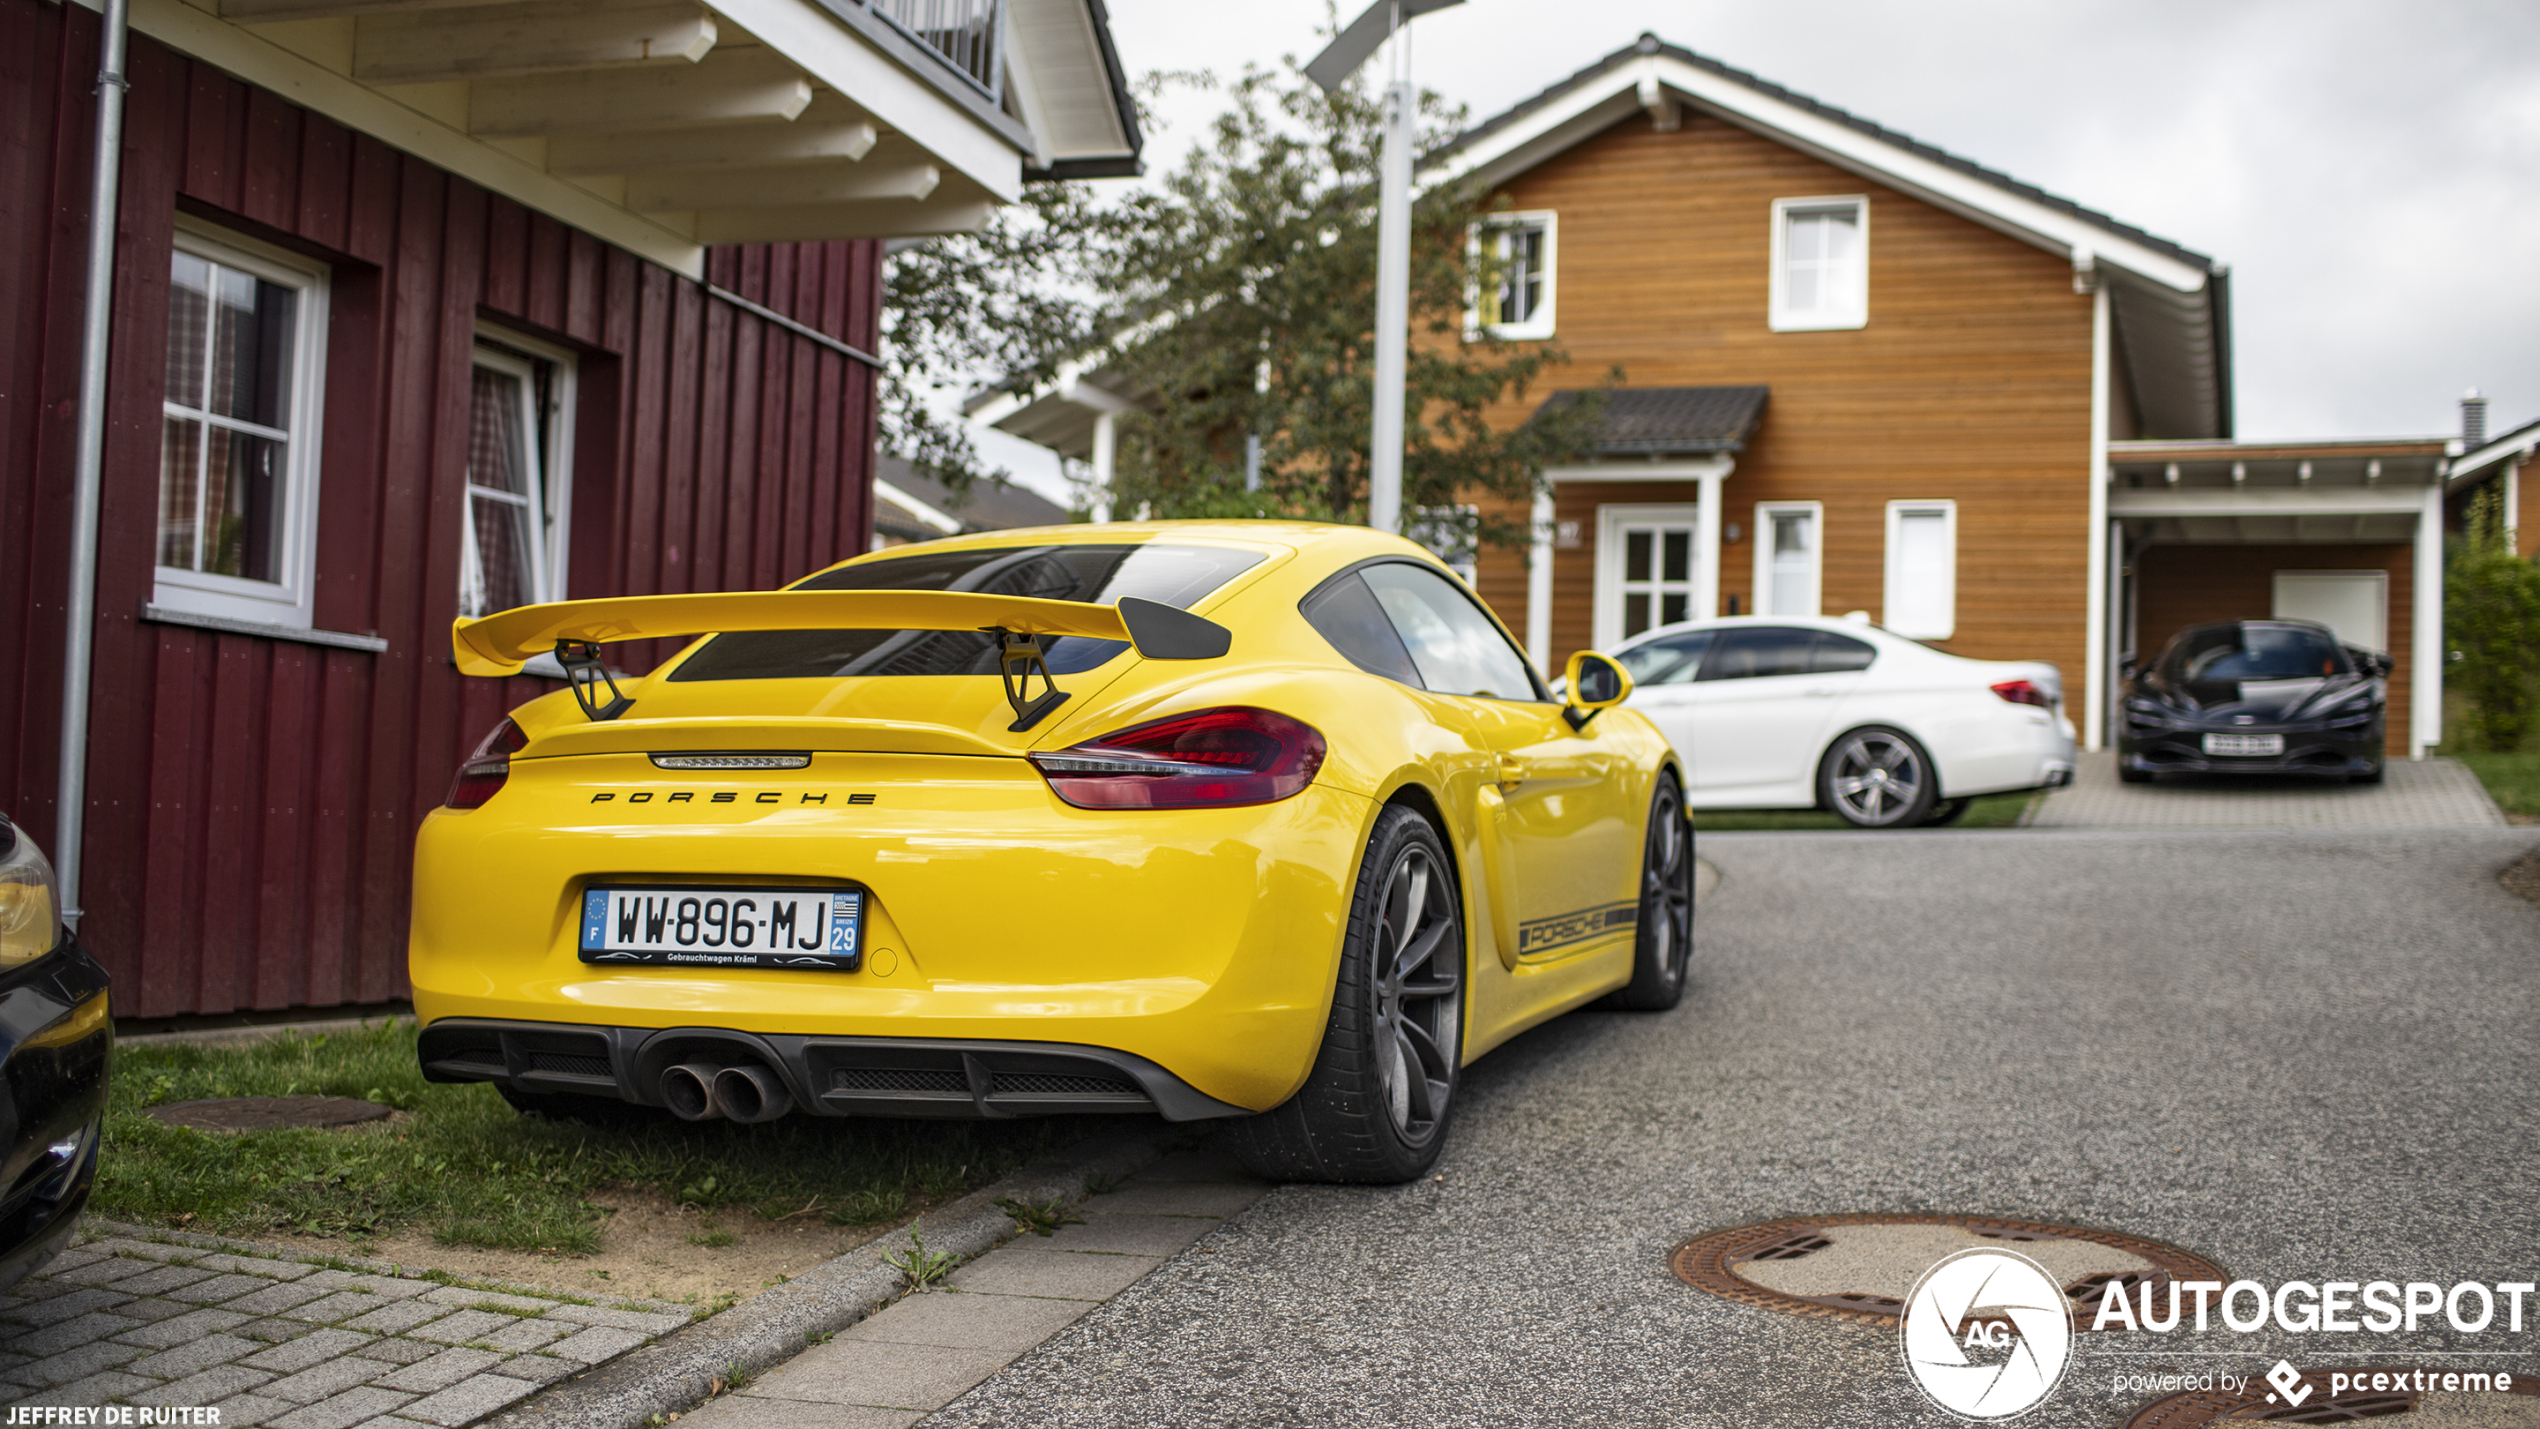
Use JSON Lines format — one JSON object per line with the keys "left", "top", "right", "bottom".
{"left": 445, "top": 718, "right": 529, "bottom": 810}
{"left": 1990, "top": 680, "right": 2052, "bottom": 709}
{"left": 1029, "top": 708, "right": 1326, "bottom": 810}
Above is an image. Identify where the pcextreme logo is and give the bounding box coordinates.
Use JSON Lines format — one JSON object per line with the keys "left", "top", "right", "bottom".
{"left": 1899, "top": 1248, "right": 2073, "bottom": 1420}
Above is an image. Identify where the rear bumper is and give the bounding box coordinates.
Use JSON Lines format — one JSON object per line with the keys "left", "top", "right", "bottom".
{"left": 0, "top": 931, "right": 112, "bottom": 1292}
{"left": 419, "top": 1017, "right": 1250, "bottom": 1122}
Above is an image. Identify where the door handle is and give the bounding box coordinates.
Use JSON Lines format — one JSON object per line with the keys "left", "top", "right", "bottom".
{"left": 1495, "top": 755, "right": 1527, "bottom": 792}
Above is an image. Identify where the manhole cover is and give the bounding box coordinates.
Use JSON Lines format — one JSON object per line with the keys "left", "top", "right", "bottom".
{"left": 2126, "top": 1366, "right": 2540, "bottom": 1426}
{"left": 1670, "top": 1214, "right": 2225, "bottom": 1328}
{"left": 147, "top": 1096, "right": 395, "bottom": 1132}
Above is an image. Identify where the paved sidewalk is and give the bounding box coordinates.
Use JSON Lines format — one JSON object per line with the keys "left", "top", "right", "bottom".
{"left": 2027, "top": 751, "right": 2506, "bottom": 828}
{"left": 1, "top": 1228, "right": 688, "bottom": 1425}
{"left": 670, "top": 1151, "right": 1270, "bottom": 1428}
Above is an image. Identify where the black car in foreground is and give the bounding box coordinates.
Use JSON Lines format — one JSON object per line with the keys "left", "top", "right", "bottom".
{"left": 2119, "top": 619, "right": 2390, "bottom": 784}
{"left": 0, "top": 812, "right": 111, "bottom": 1292}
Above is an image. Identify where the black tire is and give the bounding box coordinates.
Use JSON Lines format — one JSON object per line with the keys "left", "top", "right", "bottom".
{"left": 1227, "top": 805, "right": 1464, "bottom": 1184}
{"left": 1922, "top": 797, "right": 1972, "bottom": 827}
{"left": 1818, "top": 726, "right": 1939, "bottom": 829}
{"left": 2351, "top": 761, "right": 2386, "bottom": 785}
{"left": 498, "top": 1085, "right": 660, "bottom": 1127}
{"left": 2117, "top": 762, "right": 2154, "bottom": 784}
{"left": 1602, "top": 772, "right": 1694, "bottom": 1011}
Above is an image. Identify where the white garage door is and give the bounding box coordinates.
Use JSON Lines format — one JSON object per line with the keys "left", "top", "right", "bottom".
{"left": 2272, "top": 570, "right": 2387, "bottom": 652}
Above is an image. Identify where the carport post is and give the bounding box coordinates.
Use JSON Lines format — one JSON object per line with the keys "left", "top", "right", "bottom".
{"left": 2412, "top": 481, "right": 2443, "bottom": 758}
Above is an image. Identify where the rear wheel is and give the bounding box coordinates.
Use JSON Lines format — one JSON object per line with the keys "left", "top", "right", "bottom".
{"left": 1228, "top": 806, "right": 1463, "bottom": 1184}
{"left": 1602, "top": 772, "right": 1693, "bottom": 1011}
{"left": 1922, "top": 798, "right": 1972, "bottom": 827}
{"left": 1819, "top": 727, "right": 1938, "bottom": 829}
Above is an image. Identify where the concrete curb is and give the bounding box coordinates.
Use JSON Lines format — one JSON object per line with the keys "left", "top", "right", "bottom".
{"left": 73, "top": 1215, "right": 686, "bottom": 1315}
{"left": 496, "top": 1127, "right": 1177, "bottom": 1429}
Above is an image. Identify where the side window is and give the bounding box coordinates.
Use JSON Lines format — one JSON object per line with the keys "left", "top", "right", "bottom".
{"left": 1811, "top": 632, "right": 1877, "bottom": 673}
{"left": 1618, "top": 630, "right": 1714, "bottom": 686}
{"left": 461, "top": 332, "right": 575, "bottom": 617}
{"left": 1471, "top": 212, "right": 1555, "bottom": 340}
{"left": 1696, "top": 626, "right": 1817, "bottom": 682}
{"left": 1770, "top": 196, "right": 1868, "bottom": 331}
{"left": 1360, "top": 563, "right": 1541, "bottom": 700}
{"left": 154, "top": 223, "right": 329, "bottom": 629}
{"left": 1299, "top": 572, "right": 1422, "bottom": 687}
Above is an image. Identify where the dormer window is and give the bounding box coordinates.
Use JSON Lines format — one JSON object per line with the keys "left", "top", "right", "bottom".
{"left": 1474, "top": 212, "right": 1557, "bottom": 339}
{"left": 1770, "top": 196, "right": 1868, "bottom": 331}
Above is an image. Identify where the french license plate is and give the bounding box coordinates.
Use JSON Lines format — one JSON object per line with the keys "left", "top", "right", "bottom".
{"left": 579, "top": 886, "right": 862, "bottom": 970}
{"left": 2202, "top": 734, "right": 2283, "bottom": 757}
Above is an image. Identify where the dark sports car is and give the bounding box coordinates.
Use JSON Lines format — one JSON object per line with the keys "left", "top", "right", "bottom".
{"left": 0, "top": 812, "right": 111, "bottom": 1292}
{"left": 2118, "top": 620, "right": 2389, "bottom": 784}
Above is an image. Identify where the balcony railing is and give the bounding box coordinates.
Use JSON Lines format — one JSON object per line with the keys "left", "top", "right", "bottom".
{"left": 869, "top": 0, "right": 1007, "bottom": 97}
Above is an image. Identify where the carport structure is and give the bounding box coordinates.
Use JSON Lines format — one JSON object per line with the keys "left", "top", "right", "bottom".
{"left": 2106, "top": 437, "right": 2449, "bottom": 759}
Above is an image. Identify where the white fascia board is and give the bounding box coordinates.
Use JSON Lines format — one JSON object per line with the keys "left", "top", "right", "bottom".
{"left": 874, "top": 478, "right": 966, "bottom": 534}
{"left": 707, "top": 0, "right": 1025, "bottom": 203}
{"left": 1428, "top": 54, "right": 2211, "bottom": 295}
{"left": 2110, "top": 487, "right": 2431, "bottom": 517}
{"left": 1543, "top": 456, "right": 1734, "bottom": 483}
{"left": 119, "top": 0, "right": 709, "bottom": 276}
{"left": 2450, "top": 420, "right": 2540, "bottom": 481}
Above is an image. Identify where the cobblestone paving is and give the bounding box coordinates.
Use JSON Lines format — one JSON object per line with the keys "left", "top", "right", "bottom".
{"left": 2027, "top": 752, "right": 2507, "bottom": 828}
{"left": 1, "top": 1229, "right": 690, "bottom": 1426}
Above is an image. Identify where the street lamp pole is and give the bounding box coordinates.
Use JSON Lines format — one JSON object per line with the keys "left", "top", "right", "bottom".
{"left": 1307, "top": 0, "right": 1464, "bottom": 537}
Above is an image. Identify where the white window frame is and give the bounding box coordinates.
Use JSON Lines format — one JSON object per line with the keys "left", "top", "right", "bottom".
{"left": 462, "top": 324, "right": 577, "bottom": 616}
{"left": 1466, "top": 211, "right": 1557, "bottom": 341}
{"left": 1594, "top": 503, "right": 1703, "bottom": 650}
{"left": 1752, "top": 500, "right": 1823, "bottom": 618}
{"left": 1882, "top": 500, "right": 1958, "bottom": 640}
{"left": 153, "top": 218, "right": 331, "bottom": 629}
{"left": 1768, "top": 195, "right": 1869, "bottom": 332}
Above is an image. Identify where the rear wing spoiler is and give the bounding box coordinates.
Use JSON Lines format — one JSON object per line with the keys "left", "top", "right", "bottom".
{"left": 450, "top": 590, "right": 1231, "bottom": 731}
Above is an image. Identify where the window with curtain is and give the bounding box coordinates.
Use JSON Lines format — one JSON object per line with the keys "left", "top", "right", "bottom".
{"left": 1771, "top": 197, "right": 1868, "bottom": 331}
{"left": 1755, "top": 502, "right": 1821, "bottom": 617}
{"left": 1473, "top": 213, "right": 1556, "bottom": 339}
{"left": 155, "top": 227, "right": 328, "bottom": 626}
{"left": 1884, "top": 502, "right": 1957, "bottom": 639}
{"left": 461, "top": 346, "right": 553, "bottom": 618}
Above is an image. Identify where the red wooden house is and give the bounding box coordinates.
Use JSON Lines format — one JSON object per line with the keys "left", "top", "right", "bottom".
{"left": 3, "top": 0, "right": 1138, "bottom": 1019}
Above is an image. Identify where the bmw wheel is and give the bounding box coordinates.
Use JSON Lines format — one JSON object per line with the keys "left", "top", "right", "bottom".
{"left": 1229, "top": 805, "right": 1463, "bottom": 1184}
{"left": 1602, "top": 772, "right": 1694, "bottom": 1011}
{"left": 1819, "top": 726, "right": 1938, "bottom": 829}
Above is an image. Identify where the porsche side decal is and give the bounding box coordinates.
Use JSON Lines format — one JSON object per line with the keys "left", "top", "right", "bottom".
{"left": 1517, "top": 901, "right": 1638, "bottom": 956}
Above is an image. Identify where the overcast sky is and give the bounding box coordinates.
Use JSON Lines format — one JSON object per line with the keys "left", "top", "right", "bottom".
{"left": 976, "top": 1, "right": 2538, "bottom": 501}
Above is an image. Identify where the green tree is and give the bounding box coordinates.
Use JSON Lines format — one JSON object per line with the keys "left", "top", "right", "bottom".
{"left": 2445, "top": 487, "right": 2540, "bottom": 751}
{"left": 880, "top": 184, "right": 1110, "bottom": 496}
{"left": 1095, "top": 63, "right": 1609, "bottom": 542}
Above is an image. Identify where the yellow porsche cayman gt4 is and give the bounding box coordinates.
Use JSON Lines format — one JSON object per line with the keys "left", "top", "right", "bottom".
{"left": 411, "top": 521, "right": 1692, "bottom": 1183}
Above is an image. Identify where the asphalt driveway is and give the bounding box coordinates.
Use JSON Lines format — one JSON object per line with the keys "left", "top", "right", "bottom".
{"left": 926, "top": 828, "right": 2540, "bottom": 1428}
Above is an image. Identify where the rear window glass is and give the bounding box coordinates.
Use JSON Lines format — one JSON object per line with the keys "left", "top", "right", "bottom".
{"left": 2162, "top": 623, "right": 2351, "bottom": 683}
{"left": 1813, "top": 632, "right": 1877, "bottom": 673}
{"left": 1697, "top": 626, "right": 1817, "bottom": 682}
{"left": 1617, "top": 630, "right": 1713, "bottom": 686}
{"left": 667, "top": 543, "right": 1264, "bottom": 682}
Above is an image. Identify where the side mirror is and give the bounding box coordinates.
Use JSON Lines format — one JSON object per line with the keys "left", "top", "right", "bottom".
{"left": 1562, "top": 650, "right": 1634, "bottom": 730}
{"left": 2365, "top": 652, "right": 2394, "bottom": 679}
{"left": 2119, "top": 654, "right": 2140, "bottom": 681}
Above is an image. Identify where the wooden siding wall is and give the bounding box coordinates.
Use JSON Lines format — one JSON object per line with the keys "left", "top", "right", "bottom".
{"left": 1466, "top": 112, "right": 2097, "bottom": 683}
{"left": 2131, "top": 543, "right": 2414, "bottom": 756}
{"left": 0, "top": 0, "right": 883, "bottom": 1017}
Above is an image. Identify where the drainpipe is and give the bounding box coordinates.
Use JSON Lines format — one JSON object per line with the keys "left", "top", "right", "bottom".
{"left": 53, "top": 0, "right": 133, "bottom": 931}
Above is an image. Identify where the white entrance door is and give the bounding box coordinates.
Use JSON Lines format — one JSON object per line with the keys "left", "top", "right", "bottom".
{"left": 2273, "top": 570, "right": 2387, "bottom": 652}
{"left": 1595, "top": 504, "right": 1703, "bottom": 649}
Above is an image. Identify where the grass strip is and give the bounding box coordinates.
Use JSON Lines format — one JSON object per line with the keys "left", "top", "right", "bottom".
{"left": 101, "top": 1021, "right": 1130, "bottom": 1253}
{"left": 2455, "top": 751, "right": 2540, "bottom": 819}
{"left": 1689, "top": 788, "right": 2037, "bottom": 832}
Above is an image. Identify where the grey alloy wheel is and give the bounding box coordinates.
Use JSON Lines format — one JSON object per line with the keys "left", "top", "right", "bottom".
{"left": 1821, "top": 727, "right": 1938, "bottom": 829}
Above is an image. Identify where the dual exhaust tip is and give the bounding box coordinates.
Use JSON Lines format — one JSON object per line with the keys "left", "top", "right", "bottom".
{"left": 660, "top": 1060, "right": 793, "bottom": 1123}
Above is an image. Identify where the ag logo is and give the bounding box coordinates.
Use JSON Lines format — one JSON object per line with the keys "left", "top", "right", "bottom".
{"left": 1899, "top": 1248, "right": 2073, "bottom": 1420}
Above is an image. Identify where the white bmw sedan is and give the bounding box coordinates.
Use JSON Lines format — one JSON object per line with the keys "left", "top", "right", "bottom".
{"left": 1608, "top": 616, "right": 2077, "bottom": 828}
